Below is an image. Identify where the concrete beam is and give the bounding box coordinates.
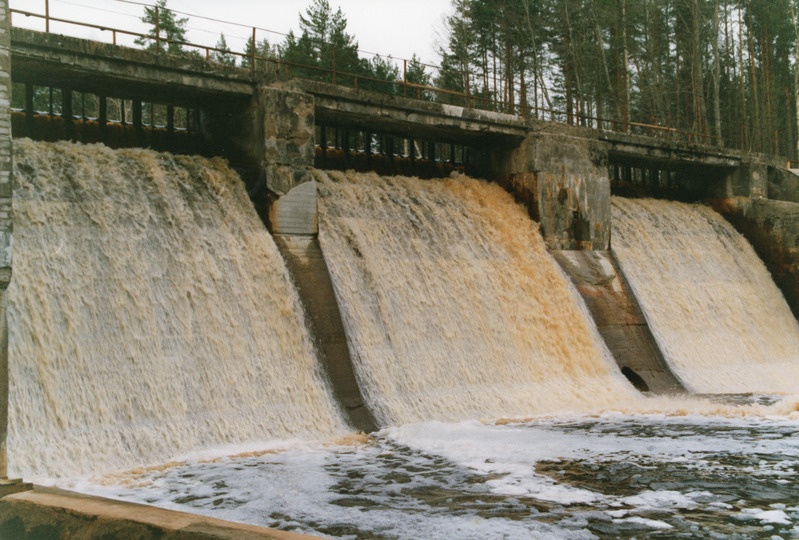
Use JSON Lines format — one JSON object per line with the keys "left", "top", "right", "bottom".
{"left": 300, "top": 79, "right": 527, "bottom": 144}
{"left": 0, "top": 486, "right": 319, "bottom": 539}
{"left": 601, "top": 130, "right": 745, "bottom": 168}
{"left": 10, "top": 28, "right": 256, "bottom": 109}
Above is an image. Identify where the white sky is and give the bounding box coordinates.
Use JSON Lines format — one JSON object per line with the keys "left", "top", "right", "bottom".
{"left": 9, "top": 0, "right": 453, "bottom": 67}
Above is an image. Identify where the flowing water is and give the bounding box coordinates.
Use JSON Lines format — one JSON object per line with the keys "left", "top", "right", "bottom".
{"left": 76, "top": 413, "right": 799, "bottom": 539}
{"left": 611, "top": 197, "right": 799, "bottom": 394}
{"left": 7, "top": 141, "right": 799, "bottom": 538}
{"left": 315, "top": 169, "right": 640, "bottom": 425}
{"left": 7, "top": 139, "right": 347, "bottom": 481}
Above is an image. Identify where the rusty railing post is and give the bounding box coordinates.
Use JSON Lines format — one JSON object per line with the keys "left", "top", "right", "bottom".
{"left": 154, "top": 5, "right": 160, "bottom": 52}
{"left": 250, "top": 27, "right": 256, "bottom": 75}
{"left": 45, "top": 0, "right": 49, "bottom": 32}
{"left": 403, "top": 58, "right": 407, "bottom": 97}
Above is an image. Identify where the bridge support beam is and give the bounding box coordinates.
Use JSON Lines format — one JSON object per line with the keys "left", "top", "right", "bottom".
{"left": 260, "top": 86, "right": 315, "bottom": 197}
{"left": 256, "top": 86, "right": 374, "bottom": 431}
{"left": 503, "top": 130, "right": 611, "bottom": 250}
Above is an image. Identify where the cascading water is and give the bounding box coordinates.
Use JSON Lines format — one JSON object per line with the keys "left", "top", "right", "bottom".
{"left": 611, "top": 196, "right": 799, "bottom": 394}
{"left": 315, "top": 169, "right": 641, "bottom": 426}
{"left": 7, "top": 139, "right": 348, "bottom": 481}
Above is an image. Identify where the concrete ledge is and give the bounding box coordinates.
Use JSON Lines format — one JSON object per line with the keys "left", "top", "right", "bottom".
{"left": 0, "top": 485, "right": 320, "bottom": 540}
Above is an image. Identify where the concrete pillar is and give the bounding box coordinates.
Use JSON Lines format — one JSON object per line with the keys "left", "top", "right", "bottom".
{"left": 0, "top": 0, "right": 13, "bottom": 480}
{"left": 257, "top": 87, "right": 375, "bottom": 431}
{"left": 504, "top": 130, "right": 611, "bottom": 250}
{"left": 716, "top": 160, "right": 767, "bottom": 207}
{"left": 260, "top": 85, "right": 315, "bottom": 196}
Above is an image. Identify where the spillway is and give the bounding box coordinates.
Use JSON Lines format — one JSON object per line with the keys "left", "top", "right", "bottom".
{"left": 611, "top": 196, "right": 799, "bottom": 394}
{"left": 7, "top": 139, "right": 348, "bottom": 480}
{"left": 315, "top": 169, "right": 640, "bottom": 426}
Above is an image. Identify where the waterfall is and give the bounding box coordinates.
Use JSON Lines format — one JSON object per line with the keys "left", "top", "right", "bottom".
{"left": 8, "top": 139, "right": 348, "bottom": 480}
{"left": 316, "top": 169, "right": 639, "bottom": 426}
{"left": 611, "top": 197, "right": 799, "bottom": 394}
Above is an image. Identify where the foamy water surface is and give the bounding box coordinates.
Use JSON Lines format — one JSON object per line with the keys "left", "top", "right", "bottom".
{"left": 73, "top": 408, "right": 799, "bottom": 539}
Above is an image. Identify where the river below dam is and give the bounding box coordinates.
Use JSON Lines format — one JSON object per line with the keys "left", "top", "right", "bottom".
{"left": 73, "top": 407, "right": 799, "bottom": 539}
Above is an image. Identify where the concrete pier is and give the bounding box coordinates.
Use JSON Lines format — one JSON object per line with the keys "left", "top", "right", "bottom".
{"left": 553, "top": 251, "right": 685, "bottom": 394}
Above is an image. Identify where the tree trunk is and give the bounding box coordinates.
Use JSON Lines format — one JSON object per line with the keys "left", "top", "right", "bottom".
{"left": 746, "top": 0, "right": 760, "bottom": 150}
{"left": 621, "top": 0, "right": 631, "bottom": 131}
{"left": 590, "top": 0, "right": 617, "bottom": 122}
{"left": 713, "top": 0, "right": 723, "bottom": 145}
{"left": 792, "top": 1, "right": 799, "bottom": 158}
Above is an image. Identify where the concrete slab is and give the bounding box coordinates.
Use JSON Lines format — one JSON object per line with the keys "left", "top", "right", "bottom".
{"left": 0, "top": 485, "right": 321, "bottom": 539}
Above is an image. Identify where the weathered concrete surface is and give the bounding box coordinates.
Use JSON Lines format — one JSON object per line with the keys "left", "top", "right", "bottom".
{"left": 298, "top": 79, "right": 527, "bottom": 144}
{"left": 723, "top": 161, "right": 768, "bottom": 199}
{"left": 0, "top": 478, "right": 31, "bottom": 497}
{"left": 553, "top": 251, "right": 685, "bottom": 394}
{"left": 273, "top": 234, "right": 377, "bottom": 433}
{"left": 271, "top": 180, "right": 318, "bottom": 235}
{"left": 769, "top": 167, "right": 799, "bottom": 203}
{"left": 0, "top": 486, "right": 320, "bottom": 539}
{"left": 0, "top": 0, "right": 13, "bottom": 479}
{"left": 10, "top": 27, "right": 257, "bottom": 108}
{"left": 502, "top": 128, "right": 611, "bottom": 250}
{"left": 600, "top": 130, "right": 745, "bottom": 169}
{"left": 261, "top": 86, "right": 316, "bottom": 195}
{"left": 718, "top": 198, "right": 799, "bottom": 320}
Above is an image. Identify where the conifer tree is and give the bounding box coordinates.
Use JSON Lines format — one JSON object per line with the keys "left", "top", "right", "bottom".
{"left": 243, "top": 36, "right": 274, "bottom": 70}
{"left": 213, "top": 33, "right": 236, "bottom": 66}
{"left": 281, "top": 0, "right": 362, "bottom": 83}
{"left": 134, "top": 0, "right": 188, "bottom": 54}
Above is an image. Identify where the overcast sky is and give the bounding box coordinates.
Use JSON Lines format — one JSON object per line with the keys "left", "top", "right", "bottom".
{"left": 10, "top": 0, "right": 454, "bottom": 67}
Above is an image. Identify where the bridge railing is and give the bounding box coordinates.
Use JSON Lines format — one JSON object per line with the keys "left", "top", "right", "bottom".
{"left": 9, "top": 1, "right": 724, "bottom": 148}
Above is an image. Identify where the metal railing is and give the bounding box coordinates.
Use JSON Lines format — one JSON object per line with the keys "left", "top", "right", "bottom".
{"left": 9, "top": 1, "right": 729, "bottom": 148}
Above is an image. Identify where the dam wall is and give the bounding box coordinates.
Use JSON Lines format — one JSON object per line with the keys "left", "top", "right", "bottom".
{"left": 2, "top": 11, "right": 799, "bottom": 536}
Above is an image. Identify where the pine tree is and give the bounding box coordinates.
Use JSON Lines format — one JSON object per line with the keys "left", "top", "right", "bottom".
{"left": 213, "top": 33, "right": 236, "bottom": 66}
{"left": 281, "top": 0, "right": 362, "bottom": 84}
{"left": 134, "top": 0, "right": 188, "bottom": 54}
{"left": 243, "top": 36, "right": 274, "bottom": 70}
{"left": 361, "top": 55, "right": 399, "bottom": 94}
{"left": 405, "top": 54, "right": 433, "bottom": 101}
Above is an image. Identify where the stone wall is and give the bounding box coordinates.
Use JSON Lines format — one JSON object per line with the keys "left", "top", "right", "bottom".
{"left": 260, "top": 85, "right": 316, "bottom": 196}
{"left": 501, "top": 128, "right": 611, "bottom": 251}
{"left": 723, "top": 199, "right": 799, "bottom": 319}
{"left": 769, "top": 167, "right": 799, "bottom": 203}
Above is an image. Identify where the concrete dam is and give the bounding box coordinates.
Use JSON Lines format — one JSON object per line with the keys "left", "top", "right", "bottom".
{"left": 2, "top": 8, "right": 799, "bottom": 538}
